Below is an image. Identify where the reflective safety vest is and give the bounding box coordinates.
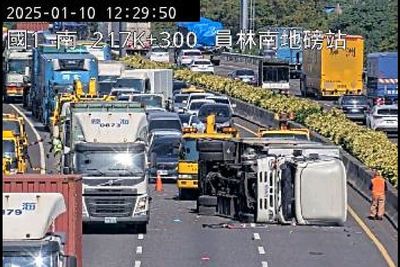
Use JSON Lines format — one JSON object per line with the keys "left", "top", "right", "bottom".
{"left": 371, "top": 175, "right": 386, "bottom": 197}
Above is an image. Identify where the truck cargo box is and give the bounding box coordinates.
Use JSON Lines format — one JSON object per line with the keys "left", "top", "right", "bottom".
{"left": 3, "top": 175, "right": 82, "bottom": 267}
{"left": 367, "top": 52, "right": 398, "bottom": 79}
{"left": 302, "top": 35, "right": 364, "bottom": 97}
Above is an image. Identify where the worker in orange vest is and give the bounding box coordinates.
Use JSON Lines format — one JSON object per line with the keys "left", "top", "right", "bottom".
{"left": 368, "top": 170, "right": 388, "bottom": 220}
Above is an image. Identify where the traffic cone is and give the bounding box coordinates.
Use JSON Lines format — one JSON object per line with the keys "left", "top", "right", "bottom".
{"left": 155, "top": 173, "right": 163, "bottom": 192}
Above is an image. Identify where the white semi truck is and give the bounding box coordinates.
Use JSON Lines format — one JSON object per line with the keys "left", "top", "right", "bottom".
{"left": 57, "top": 101, "right": 150, "bottom": 232}
{"left": 3, "top": 192, "right": 78, "bottom": 267}
{"left": 98, "top": 61, "right": 125, "bottom": 95}
{"left": 196, "top": 139, "right": 347, "bottom": 226}
{"left": 113, "top": 69, "right": 173, "bottom": 108}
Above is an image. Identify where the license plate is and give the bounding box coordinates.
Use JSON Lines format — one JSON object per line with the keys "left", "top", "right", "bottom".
{"left": 350, "top": 109, "right": 360, "bottom": 113}
{"left": 104, "top": 217, "right": 117, "bottom": 224}
{"left": 157, "top": 170, "right": 168, "bottom": 175}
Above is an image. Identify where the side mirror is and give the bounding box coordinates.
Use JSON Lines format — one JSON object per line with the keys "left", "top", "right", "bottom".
{"left": 64, "top": 255, "right": 77, "bottom": 267}
{"left": 231, "top": 103, "right": 236, "bottom": 108}
{"left": 63, "top": 167, "right": 71, "bottom": 174}
{"left": 63, "top": 146, "right": 71, "bottom": 155}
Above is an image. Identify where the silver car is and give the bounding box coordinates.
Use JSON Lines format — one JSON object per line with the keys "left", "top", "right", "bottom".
{"left": 366, "top": 104, "right": 398, "bottom": 133}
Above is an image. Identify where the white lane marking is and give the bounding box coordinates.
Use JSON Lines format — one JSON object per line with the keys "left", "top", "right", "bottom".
{"left": 138, "top": 234, "right": 144, "bottom": 240}
{"left": 10, "top": 104, "right": 45, "bottom": 174}
{"left": 253, "top": 233, "right": 261, "bottom": 240}
{"left": 136, "top": 246, "right": 143, "bottom": 254}
{"left": 234, "top": 122, "right": 258, "bottom": 136}
{"left": 258, "top": 246, "right": 266, "bottom": 255}
{"left": 134, "top": 261, "right": 141, "bottom": 267}
{"left": 262, "top": 261, "right": 269, "bottom": 267}
{"left": 250, "top": 223, "right": 256, "bottom": 228}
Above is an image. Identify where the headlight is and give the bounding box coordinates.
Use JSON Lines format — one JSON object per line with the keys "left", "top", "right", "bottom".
{"left": 135, "top": 196, "right": 148, "bottom": 213}
{"left": 178, "top": 174, "right": 193, "bottom": 179}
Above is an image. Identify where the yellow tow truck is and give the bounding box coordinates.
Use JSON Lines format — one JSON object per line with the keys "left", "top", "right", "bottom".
{"left": 3, "top": 130, "right": 27, "bottom": 174}
{"left": 51, "top": 78, "right": 116, "bottom": 131}
{"left": 177, "top": 115, "right": 240, "bottom": 199}
{"left": 3, "top": 113, "right": 29, "bottom": 152}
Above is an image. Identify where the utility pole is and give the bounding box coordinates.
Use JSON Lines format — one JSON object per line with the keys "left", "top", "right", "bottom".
{"left": 119, "top": 22, "right": 126, "bottom": 58}
{"left": 240, "top": 0, "right": 249, "bottom": 32}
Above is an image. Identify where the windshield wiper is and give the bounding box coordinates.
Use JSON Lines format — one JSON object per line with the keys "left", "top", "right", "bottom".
{"left": 84, "top": 168, "right": 106, "bottom": 176}
{"left": 107, "top": 168, "right": 144, "bottom": 177}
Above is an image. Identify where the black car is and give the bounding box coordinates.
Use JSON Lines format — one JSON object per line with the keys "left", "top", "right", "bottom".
{"left": 337, "top": 94, "right": 370, "bottom": 123}
{"left": 197, "top": 103, "right": 233, "bottom": 130}
{"left": 148, "top": 134, "right": 181, "bottom": 181}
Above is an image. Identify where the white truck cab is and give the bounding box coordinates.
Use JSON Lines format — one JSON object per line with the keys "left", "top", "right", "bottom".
{"left": 3, "top": 193, "right": 77, "bottom": 267}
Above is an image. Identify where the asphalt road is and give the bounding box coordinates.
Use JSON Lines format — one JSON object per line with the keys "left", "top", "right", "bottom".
{"left": 4, "top": 102, "right": 397, "bottom": 267}
{"left": 215, "top": 61, "right": 398, "bottom": 145}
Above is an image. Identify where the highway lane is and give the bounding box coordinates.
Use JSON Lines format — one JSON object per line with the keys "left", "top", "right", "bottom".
{"left": 6, "top": 101, "right": 397, "bottom": 267}
{"left": 215, "top": 62, "right": 398, "bottom": 145}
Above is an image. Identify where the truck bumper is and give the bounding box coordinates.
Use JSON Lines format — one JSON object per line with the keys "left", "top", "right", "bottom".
{"left": 177, "top": 179, "right": 198, "bottom": 189}
{"left": 83, "top": 213, "right": 149, "bottom": 224}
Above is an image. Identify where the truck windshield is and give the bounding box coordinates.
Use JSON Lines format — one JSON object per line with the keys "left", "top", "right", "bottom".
{"left": 263, "top": 67, "right": 289, "bottom": 82}
{"left": 8, "top": 59, "right": 31, "bottom": 74}
{"left": 98, "top": 81, "right": 116, "bottom": 95}
{"left": 131, "top": 95, "right": 162, "bottom": 107}
{"left": 3, "top": 140, "right": 16, "bottom": 158}
{"left": 180, "top": 139, "right": 198, "bottom": 161}
{"left": 76, "top": 151, "right": 146, "bottom": 176}
{"left": 115, "top": 79, "right": 144, "bottom": 91}
{"left": 3, "top": 253, "right": 55, "bottom": 267}
{"left": 149, "top": 120, "right": 181, "bottom": 132}
{"left": 3, "top": 121, "right": 21, "bottom": 135}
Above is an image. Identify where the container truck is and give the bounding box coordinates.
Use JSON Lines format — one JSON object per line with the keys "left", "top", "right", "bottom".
{"left": 3, "top": 174, "right": 82, "bottom": 267}
{"left": 30, "top": 45, "right": 98, "bottom": 127}
{"left": 115, "top": 69, "right": 173, "bottom": 107}
{"left": 98, "top": 60, "right": 125, "bottom": 95}
{"left": 3, "top": 49, "right": 32, "bottom": 103}
{"left": 196, "top": 138, "right": 347, "bottom": 226}
{"left": 56, "top": 102, "right": 150, "bottom": 232}
{"left": 301, "top": 35, "right": 364, "bottom": 98}
{"left": 366, "top": 52, "right": 398, "bottom": 104}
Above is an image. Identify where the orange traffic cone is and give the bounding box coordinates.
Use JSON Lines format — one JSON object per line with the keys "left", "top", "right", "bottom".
{"left": 155, "top": 173, "right": 163, "bottom": 192}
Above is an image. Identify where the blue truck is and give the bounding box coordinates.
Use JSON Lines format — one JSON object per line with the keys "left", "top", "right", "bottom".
{"left": 261, "top": 27, "right": 303, "bottom": 79}
{"left": 30, "top": 45, "right": 98, "bottom": 127}
{"left": 366, "top": 52, "right": 398, "bottom": 104}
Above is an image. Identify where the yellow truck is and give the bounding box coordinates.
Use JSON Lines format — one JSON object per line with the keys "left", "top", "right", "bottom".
{"left": 3, "top": 130, "right": 27, "bottom": 174}
{"left": 177, "top": 115, "right": 239, "bottom": 199}
{"left": 3, "top": 113, "right": 28, "bottom": 152}
{"left": 301, "top": 35, "right": 364, "bottom": 98}
{"left": 51, "top": 78, "right": 115, "bottom": 131}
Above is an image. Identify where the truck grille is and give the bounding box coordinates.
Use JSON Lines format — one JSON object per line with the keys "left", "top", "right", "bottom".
{"left": 85, "top": 195, "right": 136, "bottom": 217}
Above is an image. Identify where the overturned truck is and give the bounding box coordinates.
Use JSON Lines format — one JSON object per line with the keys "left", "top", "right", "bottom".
{"left": 196, "top": 138, "right": 347, "bottom": 226}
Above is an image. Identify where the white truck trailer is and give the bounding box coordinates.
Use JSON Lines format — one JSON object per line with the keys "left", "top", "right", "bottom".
{"left": 58, "top": 101, "right": 150, "bottom": 232}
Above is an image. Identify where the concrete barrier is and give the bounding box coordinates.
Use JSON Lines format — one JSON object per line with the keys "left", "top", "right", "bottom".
{"left": 229, "top": 96, "right": 398, "bottom": 229}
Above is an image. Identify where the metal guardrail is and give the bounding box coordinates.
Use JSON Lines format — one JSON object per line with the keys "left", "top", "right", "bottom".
{"left": 220, "top": 52, "right": 263, "bottom": 66}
